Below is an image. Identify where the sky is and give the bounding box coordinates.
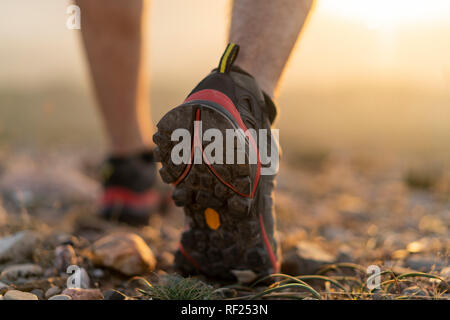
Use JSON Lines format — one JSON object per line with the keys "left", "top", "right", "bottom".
{"left": 1, "top": 0, "right": 450, "bottom": 91}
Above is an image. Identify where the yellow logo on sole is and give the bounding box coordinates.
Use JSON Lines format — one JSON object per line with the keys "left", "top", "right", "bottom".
{"left": 204, "top": 208, "right": 221, "bottom": 230}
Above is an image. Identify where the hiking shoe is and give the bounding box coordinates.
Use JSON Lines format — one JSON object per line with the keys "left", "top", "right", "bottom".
{"left": 99, "top": 150, "right": 170, "bottom": 226}
{"left": 153, "top": 43, "right": 280, "bottom": 280}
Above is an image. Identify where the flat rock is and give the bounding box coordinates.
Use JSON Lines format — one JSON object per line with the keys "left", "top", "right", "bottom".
{"left": 62, "top": 288, "right": 103, "bottom": 300}
{"left": 0, "top": 264, "right": 43, "bottom": 281}
{"left": 92, "top": 233, "right": 156, "bottom": 276}
{"left": 4, "top": 289, "right": 38, "bottom": 300}
{"left": 49, "top": 294, "right": 72, "bottom": 300}
{"left": 0, "top": 231, "right": 39, "bottom": 263}
{"left": 281, "top": 241, "right": 336, "bottom": 275}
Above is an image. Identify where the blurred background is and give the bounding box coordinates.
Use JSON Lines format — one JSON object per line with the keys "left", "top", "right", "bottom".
{"left": 1, "top": 0, "right": 450, "bottom": 160}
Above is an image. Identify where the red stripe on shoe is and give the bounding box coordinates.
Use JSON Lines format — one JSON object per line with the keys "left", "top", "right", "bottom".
{"left": 259, "top": 213, "right": 279, "bottom": 273}
{"left": 174, "top": 109, "right": 201, "bottom": 186}
{"left": 178, "top": 243, "right": 201, "bottom": 271}
{"left": 184, "top": 89, "right": 261, "bottom": 198}
{"left": 101, "top": 187, "right": 159, "bottom": 209}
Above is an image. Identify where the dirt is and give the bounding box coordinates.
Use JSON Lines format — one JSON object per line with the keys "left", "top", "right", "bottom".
{"left": 0, "top": 148, "right": 448, "bottom": 300}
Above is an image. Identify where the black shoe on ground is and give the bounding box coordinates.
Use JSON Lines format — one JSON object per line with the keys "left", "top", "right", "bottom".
{"left": 153, "top": 43, "right": 281, "bottom": 280}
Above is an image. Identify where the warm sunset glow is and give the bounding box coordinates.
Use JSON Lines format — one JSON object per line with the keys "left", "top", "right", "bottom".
{"left": 319, "top": 0, "right": 450, "bottom": 30}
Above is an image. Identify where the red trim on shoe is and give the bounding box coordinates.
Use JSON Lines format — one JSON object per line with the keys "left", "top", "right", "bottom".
{"left": 184, "top": 89, "right": 261, "bottom": 198}
{"left": 101, "top": 187, "right": 159, "bottom": 209}
{"left": 173, "top": 109, "right": 201, "bottom": 186}
{"left": 202, "top": 153, "right": 249, "bottom": 198}
{"left": 259, "top": 213, "right": 279, "bottom": 273}
{"left": 178, "top": 243, "right": 201, "bottom": 271}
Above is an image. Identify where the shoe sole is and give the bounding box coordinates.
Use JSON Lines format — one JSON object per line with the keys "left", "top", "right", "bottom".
{"left": 153, "top": 102, "right": 274, "bottom": 280}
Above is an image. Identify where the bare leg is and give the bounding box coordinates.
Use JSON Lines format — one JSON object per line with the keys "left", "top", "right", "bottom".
{"left": 76, "top": 0, "right": 153, "bottom": 156}
{"left": 229, "top": 0, "right": 314, "bottom": 97}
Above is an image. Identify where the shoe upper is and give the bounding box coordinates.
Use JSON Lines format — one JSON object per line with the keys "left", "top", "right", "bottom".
{"left": 101, "top": 150, "right": 157, "bottom": 193}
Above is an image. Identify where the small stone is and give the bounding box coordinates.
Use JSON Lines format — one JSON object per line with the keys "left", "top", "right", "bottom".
{"left": 4, "top": 290, "right": 38, "bottom": 300}
{"left": 54, "top": 244, "right": 78, "bottom": 272}
{"left": 0, "top": 281, "right": 8, "bottom": 290}
{"left": 92, "top": 233, "right": 156, "bottom": 276}
{"left": 30, "top": 289, "right": 44, "bottom": 300}
{"left": 407, "top": 241, "right": 425, "bottom": 253}
{"left": 231, "top": 270, "right": 258, "bottom": 284}
{"left": 49, "top": 294, "right": 72, "bottom": 300}
{"left": 440, "top": 267, "right": 450, "bottom": 279}
{"left": 281, "top": 241, "right": 336, "bottom": 275}
{"left": 0, "top": 264, "right": 43, "bottom": 281}
{"left": 103, "top": 289, "right": 128, "bottom": 300}
{"left": 0, "top": 231, "right": 39, "bottom": 263}
{"left": 405, "top": 255, "right": 445, "bottom": 271}
{"left": 62, "top": 288, "right": 103, "bottom": 300}
{"left": 402, "top": 286, "right": 428, "bottom": 297}
{"left": 45, "top": 286, "right": 61, "bottom": 299}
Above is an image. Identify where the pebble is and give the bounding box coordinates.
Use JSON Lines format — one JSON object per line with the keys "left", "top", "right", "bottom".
{"left": 0, "top": 231, "right": 39, "bottom": 263}
{"left": 0, "top": 281, "right": 8, "bottom": 290}
{"left": 30, "top": 288, "right": 44, "bottom": 300}
{"left": 440, "top": 266, "right": 450, "bottom": 279}
{"left": 3, "top": 289, "right": 38, "bottom": 300}
{"left": 0, "top": 264, "right": 43, "bottom": 281}
{"left": 92, "top": 269, "right": 105, "bottom": 279}
{"left": 54, "top": 244, "right": 78, "bottom": 272}
{"left": 231, "top": 270, "right": 258, "bottom": 284}
{"left": 402, "top": 286, "right": 428, "bottom": 297}
{"left": 45, "top": 286, "right": 61, "bottom": 299}
{"left": 49, "top": 294, "right": 72, "bottom": 300}
{"left": 103, "top": 289, "right": 128, "bottom": 300}
{"left": 62, "top": 288, "right": 103, "bottom": 300}
{"left": 92, "top": 233, "right": 156, "bottom": 276}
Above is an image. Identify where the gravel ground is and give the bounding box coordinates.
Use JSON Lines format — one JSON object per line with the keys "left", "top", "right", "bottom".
{"left": 0, "top": 149, "right": 448, "bottom": 300}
